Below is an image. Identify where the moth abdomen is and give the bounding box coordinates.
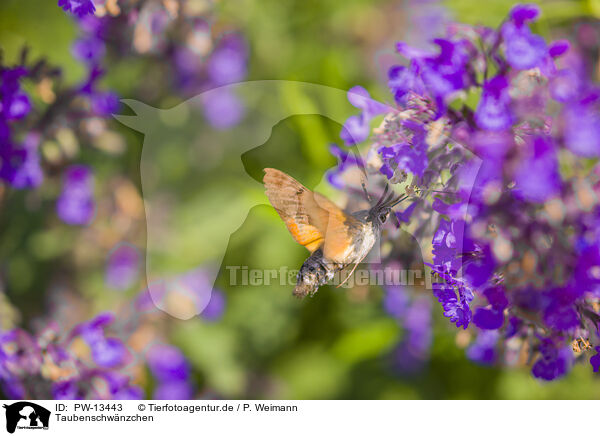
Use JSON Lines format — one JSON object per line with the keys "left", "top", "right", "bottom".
{"left": 294, "top": 249, "right": 340, "bottom": 298}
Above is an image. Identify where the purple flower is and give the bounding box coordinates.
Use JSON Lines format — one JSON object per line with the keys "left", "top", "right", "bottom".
{"left": 514, "top": 136, "right": 561, "bottom": 202}
{"left": 575, "top": 245, "right": 600, "bottom": 295}
{"left": 421, "top": 39, "right": 470, "bottom": 99}
{"left": 147, "top": 344, "right": 193, "bottom": 400}
{"left": 201, "top": 289, "right": 226, "bottom": 321}
{"left": 532, "top": 341, "right": 572, "bottom": 381}
{"left": 432, "top": 283, "right": 473, "bottom": 329}
{"left": 384, "top": 285, "right": 411, "bottom": 319}
{"left": 461, "top": 240, "right": 495, "bottom": 288}
{"left": 391, "top": 39, "right": 471, "bottom": 115}
{"left": 207, "top": 35, "right": 247, "bottom": 86}
{"left": 549, "top": 69, "right": 581, "bottom": 102}
{"left": 91, "top": 91, "right": 120, "bottom": 116}
{"left": 154, "top": 381, "right": 193, "bottom": 400}
{"left": 112, "top": 385, "right": 144, "bottom": 400}
{"left": 473, "top": 307, "right": 504, "bottom": 330}
{"left": 377, "top": 120, "right": 428, "bottom": 179}
{"left": 0, "top": 137, "right": 43, "bottom": 189}
{"left": 548, "top": 39, "right": 570, "bottom": 58}
{"left": 475, "top": 75, "right": 514, "bottom": 131}
{"left": 52, "top": 379, "right": 82, "bottom": 400}
{"left": 58, "top": 0, "right": 96, "bottom": 17}
{"left": 347, "top": 86, "right": 389, "bottom": 119}
{"left": 56, "top": 165, "right": 95, "bottom": 225}
{"left": 1, "top": 313, "right": 141, "bottom": 400}
{"left": 502, "top": 5, "right": 547, "bottom": 70}
{"left": 510, "top": 4, "right": 540, "bottom": 26}
{"left": 73, "top": 312, "right": 130, "bottom": 368}
{"left": 467, "top": 330, "right": 499, "bottom": 365}
{"left": 563, "top": 103, "right": 600, "bottom": 157}
{"left": 340, "top": 115, "right": 370, "bottom": 145}
{"left": 395, "top": 201, "right": 418, "bottom": 224}
{"left": 147, "top": 344, "right": 190, "bottom": 382}
{"left": 91, "top": 337, "right": 129, "bottom": 368}
{"left": 4, "top": 93, "right": 31, "bottom": 120}
{"left": 388, "top": 63, "right": 425, "bottom": 105}
{"left": 341, "top": 85, "right": 389, "bottom": 145}
{"left": 431, "top": 218, "right": 466, "bottom": 274}
{"left": 72, "top": 37, "right": 105, "bottom": 64}
{"left": 392, "top": 297, "right": 432, "bottom": 373}
{"left": 202, "top": 88, "right": 245, "bottom": 129}
{"left": 0, "top": 67, "right": 29, "bottom": 119}
{"left": 105, "top": 243, "right": 141, "bottom": 290}
{"left": 543, "top": 302, "right": 579, "bottom": 331}
{"left": 326, "top": 144, "right": 363, "bottom": 189}
{"left": 590, "top": 347, "right": 600, "bottom": 372}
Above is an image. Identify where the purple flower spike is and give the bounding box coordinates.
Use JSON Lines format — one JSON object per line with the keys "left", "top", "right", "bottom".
{"left": 432, "top": 283, "right": 473, "bottom": 329}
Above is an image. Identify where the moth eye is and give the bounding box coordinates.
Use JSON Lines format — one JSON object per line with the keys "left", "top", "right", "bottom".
{"left": 379, "top": 214, "right": 387, "bottom": 223}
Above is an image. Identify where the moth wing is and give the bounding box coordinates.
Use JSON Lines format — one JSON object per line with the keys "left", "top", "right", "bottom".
{"left": 314, "top": 192, "right": 364, "bottom": 264}
{"left": 263, "top": 168, "right": 327, "bottom": 252}
{"left": 263, "top": 168, "right": 362, "bottom": 260}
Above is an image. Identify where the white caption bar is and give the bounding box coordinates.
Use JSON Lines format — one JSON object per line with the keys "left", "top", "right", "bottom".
{"left": 0, "top": 400, "right": 590, "bottom": 435}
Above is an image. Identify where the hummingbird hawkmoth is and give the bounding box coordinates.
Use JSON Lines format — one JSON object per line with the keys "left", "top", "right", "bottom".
{"left": 263, "top": 168, "right": 407, "bottom": 298}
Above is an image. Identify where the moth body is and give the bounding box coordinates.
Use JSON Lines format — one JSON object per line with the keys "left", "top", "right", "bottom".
{"left": 294, "top": 249, "right": 340, "bottom": 297}
{"left": 294, "top": 217, "right": 379, "bottom": 297}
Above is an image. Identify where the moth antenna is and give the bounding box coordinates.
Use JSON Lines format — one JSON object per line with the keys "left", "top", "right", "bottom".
{"left": 430, "top": 189, "right": 458, "bottom": 194}
{"left": 375, "top": 183, "right": 390, "bottom": 207}
{"left": 361, "top": 177, "right": 372, "bottom": 204}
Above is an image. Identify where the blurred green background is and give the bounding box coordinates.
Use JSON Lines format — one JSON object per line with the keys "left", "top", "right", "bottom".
{"left": 1, "top": 0, "right": 600, "bottom": 399}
